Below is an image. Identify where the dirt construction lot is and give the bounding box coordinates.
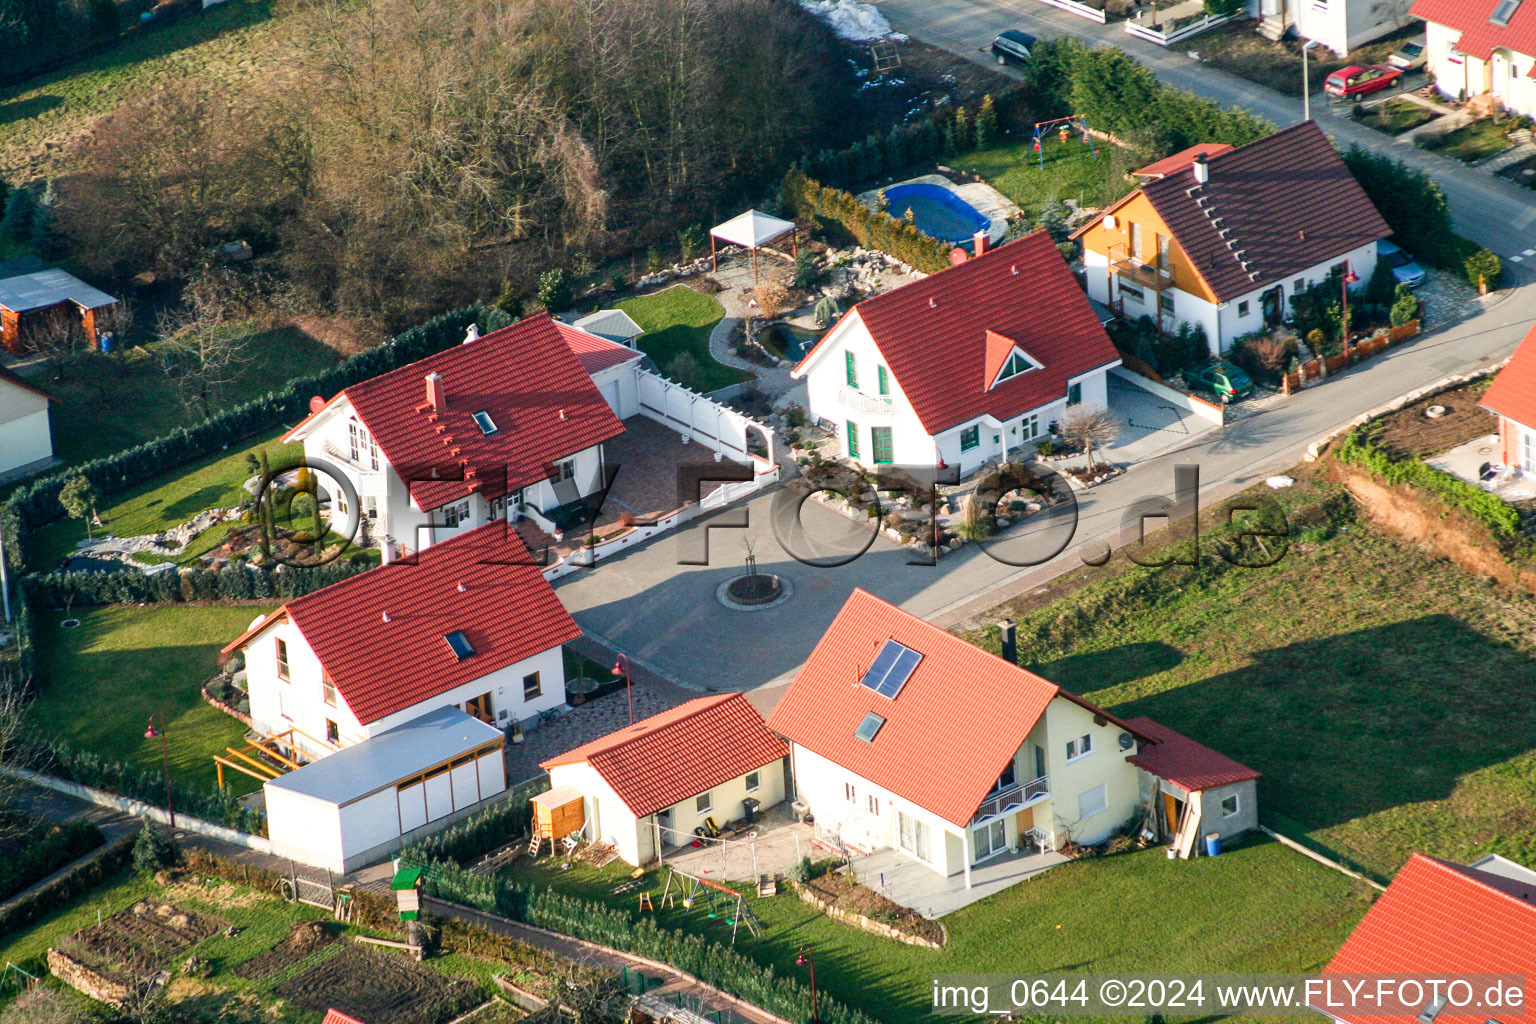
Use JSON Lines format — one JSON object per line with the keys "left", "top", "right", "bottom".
{"left": 273, "top": 944, "right": 482, "bottom": 1024}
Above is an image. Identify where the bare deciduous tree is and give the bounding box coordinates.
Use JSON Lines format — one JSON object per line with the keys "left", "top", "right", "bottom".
{"left": 1060, "top": 407, "right": 1121, "bottom": 472}
{"left": 24, "top": 314, "right": 86, "bottom": 382}
{"left": 155, "top": 294, "right": 252, "bottom": 420}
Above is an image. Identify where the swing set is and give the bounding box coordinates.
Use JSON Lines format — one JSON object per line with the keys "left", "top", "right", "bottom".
{"left": 1030, "top": 115, "right": 1099, "bottom": 169}
{"left": 656, "top": 868, "right": 763, "bottom": 944}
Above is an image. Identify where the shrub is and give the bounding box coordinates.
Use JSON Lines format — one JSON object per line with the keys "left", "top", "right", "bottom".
{"left": 754, "top": 281, "right": 792, "bottom": 320}
{"left": 1335, "top": 427, "right": 1523, "bottom": 540}
{"left": 2, "top": 186, "right": 35, "bottom": 242}
{"left": 1389, "top": 285, "right": 1421, "bottom": 327}
{"left": 792, "top": 250, "right": 821, "bottom": 290}
{"left": 0, "top": 819, "right": 103, "bottom": 900}
{"left": 975, "top": 94, "right": 998, "bottom": 149}
{"left": 1464, "top": 247, "right": 1503, "bottom": 292}
{"left": 785, "top": 856, "right": 813, "bottom": 883}
{"left": 782, "top": 168, "right": 953, "bottom": 273}
{"left": 537, "top": 268, "right": 572, "bottom": 312}
{"left": 677, "top": 223, "right": 706, "bottom": 262}
{"left": 132, "top": 821, "right": 176, "bottom": 873}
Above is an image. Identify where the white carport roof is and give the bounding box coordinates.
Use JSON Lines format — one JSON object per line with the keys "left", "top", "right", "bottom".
{"left": 710, "top": 209, "right": 795, "bottom": 249}
{"left": 265, "top": 706, "right": 502, "bottom": 806}
{"left": 0, "top": 269, "right": 117, "bottom": 314}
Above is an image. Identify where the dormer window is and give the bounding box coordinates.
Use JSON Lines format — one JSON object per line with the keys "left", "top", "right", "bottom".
{"left": 994, "top": 350, "right": 1038, "bottom": 384}
{"left": 472, "top": 411, "right": 498, "bottom": 436}
{"left": 444, "top": 630, "right": 476, "bottom": 660}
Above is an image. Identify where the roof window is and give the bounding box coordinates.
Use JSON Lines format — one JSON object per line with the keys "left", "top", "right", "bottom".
{"left": 444, "top": 630, "right": 476, "bottom": 660}
{"left": 472, "top": 410, "right": 498, "bottom": 436}
{"left": 854, "top": 712, "right": 886, "bottom": 743}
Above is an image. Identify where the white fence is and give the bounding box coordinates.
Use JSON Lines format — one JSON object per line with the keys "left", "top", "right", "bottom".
{"left": 1124, "top": 11, "right": 1237, "bottom": 45}
{"left": 1032, "top": 0, "right": 1108, "bottom": 23}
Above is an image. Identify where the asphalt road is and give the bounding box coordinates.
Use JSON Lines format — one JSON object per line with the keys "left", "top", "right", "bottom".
{"left": 877, "top": 0, "right": 1536, "bottom": 264}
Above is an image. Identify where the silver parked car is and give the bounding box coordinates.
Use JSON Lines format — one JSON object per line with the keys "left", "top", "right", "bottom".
{"left": 1389, "top": 36, "right": 1427, "bottom": 71}
{"left": 1378, "top": 239, "right": 1426, "bottom": 288}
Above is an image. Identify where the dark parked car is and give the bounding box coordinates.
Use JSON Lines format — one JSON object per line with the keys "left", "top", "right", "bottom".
{"left": 1183, "top": 361, "right": 1255, "bottom": 403}
{"left": 992, "top": 30, "right": 1036, "bottom": 65}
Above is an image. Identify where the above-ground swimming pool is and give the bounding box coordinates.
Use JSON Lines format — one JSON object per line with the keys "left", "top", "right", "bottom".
{"left": 883, "top": 183, "right": 990, "bottom": 245}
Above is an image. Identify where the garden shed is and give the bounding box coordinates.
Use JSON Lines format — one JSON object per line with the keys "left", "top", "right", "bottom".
{"left": 1126, "top": 716, "right": 1260, "bottom": 858}
{"left": 0, "top": 268, "right": 119, "bottom": 355}
{"left": 264, "top": 706, "right": 507, "bottom": 873}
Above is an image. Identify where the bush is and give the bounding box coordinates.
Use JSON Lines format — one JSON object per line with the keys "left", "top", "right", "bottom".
{"left": 536, "top": 268, "right": 572, "bottom": 313}
{"left": 400, "top": 780, "right": 547, "bottom": 865}
{"left": 1389, "top": 285, "right": 1421, "bottom": 327}
{"left": 678, "top": 223, "right": 706, "bottom": 262}
{"left": 0, "top": 819, "right": 103, "bottom": 900}
{"left": 21, "top": 560, "right": 372, "bottom": 610}
{"left": 1464, "top": 247, "right": 1503, "bottom": 292}
{"left": 132, "top": 821, "right": 176, "bottom": 874}
{"left": 1335, "top": 427, "right": 1523, "bottom": 540}
{"left": 0, "top": 831, "right": 134, "bottom": 944}
{"left": 1340, "top": 146, "right": 1476, "bottom": 271}
{"left": 792, "top": 250, "right": 822, "bottom": 290}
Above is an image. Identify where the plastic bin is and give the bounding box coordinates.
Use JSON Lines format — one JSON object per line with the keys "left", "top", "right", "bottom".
{"left": 1204, "top": 832, "right": 1221, "bottom": 857}
{"left": 742, "top": 797, "right": 760, "bottom": 824}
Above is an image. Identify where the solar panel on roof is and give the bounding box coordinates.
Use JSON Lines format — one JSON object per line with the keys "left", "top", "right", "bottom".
{"left": 858, "top": 640, "right": 922, "bottom": 698}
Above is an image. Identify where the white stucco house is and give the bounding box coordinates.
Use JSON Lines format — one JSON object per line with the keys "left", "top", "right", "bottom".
{"left": 283, "top": 313, "right": 640, "bottom": 556}
{"left": 1252, "top": 0, "right": 1414, "bottom": 55}
{"left": 541, "top": 693, "right": 789, "bottom": 867}
{"left": 767, "top": 591, "right": 1259, "bottom": 888}
{"left": 1414, "top": 0, "right": 1536, "bottom": 115}
{"left": 222, "top": 520, "right": 581, "bottom": 762}
{"left": 791, "top": 231, "right": 1121, "bottom": 477}
{"left": 1074, "top": 122, "right": 1390, "bottom": 355}
{"left": 0, "top": 365, "right": 55, "bottom": 482}
{"left": 1480, "top": 323, "right": 1536, "bottom": 475}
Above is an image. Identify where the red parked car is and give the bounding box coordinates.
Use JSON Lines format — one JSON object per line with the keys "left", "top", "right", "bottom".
{"left": 1324, "top": 64, "right": 1404, "bottom": 101}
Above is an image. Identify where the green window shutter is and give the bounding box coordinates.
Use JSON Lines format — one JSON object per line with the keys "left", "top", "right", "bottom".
{"left": 960, "top": 426, "right": 980, "bottom": 452}
{"left": 846, "top": 351, "right": 858, "bottom": 388}
{"left": 846, "top": 420, "right": 860, "bottom": 459}
{"left": 872, "top": 427, "right": 894, "bottom": 464}
{"left": 877, "top": 365, "right": 890, "bottom": 395}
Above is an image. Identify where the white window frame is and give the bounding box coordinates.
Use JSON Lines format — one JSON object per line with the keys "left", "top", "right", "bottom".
{"left": 1221, "top": 794, "right": 1240, "bottom": 817}
{"left": 1523, "top": 429, "right": 1534, "bottom": 473}
{"left": 557, "top": 459, "right": 577, "bottom": 482}
{"left": 745, "top": 771, "right": 761, "bottom": 792}
{"left": 364, "top": 496, "right": 378, "bottom": 520}
{"left": 1077, "top": 784, "right": 1108, "bottom": 820}
{"left": 1065, "top": 733, "right": 1093, "bottom": 763}
{"left": 696, "top": 792, "right": 712, "bottom": 814}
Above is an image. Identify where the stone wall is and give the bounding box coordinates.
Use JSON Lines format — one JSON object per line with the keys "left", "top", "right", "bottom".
{"left": 792, "top": 883, "right": 945, "bottom": 950}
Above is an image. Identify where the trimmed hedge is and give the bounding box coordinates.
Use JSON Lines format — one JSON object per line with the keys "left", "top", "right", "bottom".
{"left": 0, "top": 829, "right": 134, "bottom": 950}
{"left": 400, "top": 777, "right": 548, "bottom": 865}
{"left": 21, "top": 559, "right": 374, "bottom": 610}
{"left": 0, "top": 818, "right": 103, "bottom": 901}
{"left": 1335, "top": 427, "right": 1525, "bottom": 540}
{"left": 781, "top": 168, "right": 954, "bottom": 273}
{"left": 415, "top": 859, "right": 878, "bottom": 1024}
{"left": 2, "top": 302, "right": 507, "bottom": 575}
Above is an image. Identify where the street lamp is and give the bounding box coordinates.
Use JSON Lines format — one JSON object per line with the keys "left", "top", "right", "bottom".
{"left": 1302, "top": 39, "right": 1321, "bottom": 122}
{"left": 1341, "top": 261, "right": 1360, "bottom": 363}
{"left": 144, "top": 713, "right": 175, "bottom": 829}
{"left": 795, "top": 946, "right": 818, "bottom": 1023}
{"left": 611, "top": 654, "right": 634, "bottom": 725}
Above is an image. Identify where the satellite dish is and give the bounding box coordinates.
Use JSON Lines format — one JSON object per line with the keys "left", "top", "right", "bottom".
{"left": 1118, "top": 732, "right": 1134, "bottom": 751}
{"left": 1104, "top": 214, "right": 1117, "bottom": 230}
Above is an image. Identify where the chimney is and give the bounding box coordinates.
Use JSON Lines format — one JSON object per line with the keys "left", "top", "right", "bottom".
{"left": 425, "top": 372, "right": 446, "bottom": 413}
{"left": 462, "top": 323, "right": 480, "bottom": 345}
{"left": 999, "top": 619, "right": 1018, "bottom": 665}
{"left": 973, "top": 230, "right": 989, "bottom": 257}
{"left": 1192, "top": 154, "right": 1210, "bottom": 185}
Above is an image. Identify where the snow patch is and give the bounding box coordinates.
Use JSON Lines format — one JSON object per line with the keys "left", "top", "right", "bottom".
{"left": 798, "top": 0, "right": 905, "bottom": 41}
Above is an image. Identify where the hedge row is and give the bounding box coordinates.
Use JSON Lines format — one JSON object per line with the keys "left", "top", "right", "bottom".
{"left": 21, "top": 559, "right": 373, "bottom": 610}
{"left": 2, "top": 301, "right": 510, "bottom": 575}
{"left": 27, "top": 739, "right": 266, "bottom": 836}
{"left": 781, "top": 168, "right": 954, "bottom": 274}
{"left": 415, "top": 859, "right": 878, "bottom": 1024}
{"left": 400, "top": 777, "right": 548, "bottom": 865}
{"left": 181, "top": 846, "right": 400, "bottom": 931}
{"left": 0, "top": 818, "right": 103, "bottom": 901}
{"left": 0, "top": 829, "right": 134, "bottom": 952}
{"left": 1335, "top": 427, "right": 1525, "bottom": 540}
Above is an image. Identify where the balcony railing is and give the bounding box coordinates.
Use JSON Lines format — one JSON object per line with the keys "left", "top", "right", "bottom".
{"left": 838, "top": 386, "right": 895, "bottom": 416}
{"left": 972, "top": 774, "right": 1049, "bottom": 824}
{"left": 1109, "top": 257, "right": 1175, "bottom": 290}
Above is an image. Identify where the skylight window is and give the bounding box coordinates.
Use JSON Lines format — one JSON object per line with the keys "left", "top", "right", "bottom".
{"left": 994, "top": 350, "right": 1038, "bottom": 384}
{"left": 1491, "top": 0, "right": 1521, "bottom": 24}
{"left": 858, "top": 640, "right": 922, "bottom": 699}
{"left": 471, "top": 410, "right": 498, "bottom": 436}
{"left": 854, "top": 712, "right": 886, "bottom": 743}
{"left": 1417, "top": 995, "right": 1448, "bottom": 1024}
{"left": 444, "top": 630, "right": 476, "bottom": 660}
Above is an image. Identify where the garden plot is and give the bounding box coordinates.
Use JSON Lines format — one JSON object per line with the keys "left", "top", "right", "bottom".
{"left": 274, "top": 944, "right": 483, "bottom": 1024}
{"left": 49, "top": 900, "right": 226, "bottom": 1003}
{"left": 232, "top": 920, "right": 336, "bottom": 979}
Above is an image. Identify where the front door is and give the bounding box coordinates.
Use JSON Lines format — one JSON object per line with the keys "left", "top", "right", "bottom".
{"left": 657, "top": 808, "right": 674, "bottom": 846}
{"left": 1261, "top": 285, "right": 1284, "bottom": 327}
{"left": 1162, "top": 792, "right": 1182, "bottom": 841}
{"left": 465, "top": 692, "right": 494, "bottom": 724}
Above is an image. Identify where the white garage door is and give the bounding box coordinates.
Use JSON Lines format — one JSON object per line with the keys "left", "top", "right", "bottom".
{"left": 398, "top": 782, "right": 427, "bottom": 833}
{"left": 425, "top": 770, "right": 454, "bottom": 822}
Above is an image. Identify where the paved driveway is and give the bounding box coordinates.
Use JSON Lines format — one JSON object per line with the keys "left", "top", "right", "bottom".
{"left": 1104, "top": 374, "right": 1217, "bottom": 464}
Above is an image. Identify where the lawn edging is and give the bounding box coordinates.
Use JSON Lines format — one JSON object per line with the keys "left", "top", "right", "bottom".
{"left": 790, "top": 880, "right": 945, "bottom": 949}
{"left": 7, "top": 766, "right": 272, "bottom": 851}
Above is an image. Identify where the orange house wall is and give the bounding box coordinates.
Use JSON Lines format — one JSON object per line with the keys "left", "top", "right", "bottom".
{"left": 1079, "top": 192, "right": 1220, "bottom": 305}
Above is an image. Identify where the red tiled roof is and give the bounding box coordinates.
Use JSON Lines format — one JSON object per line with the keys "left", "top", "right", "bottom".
{"left": 336, "top": 314, "right": 625, "bottom": 513}
{"left": 1413, "top": 0, "right": 1536, "bottom": 59}
{"left": 558, "top": 322, "right": 645, "bottom": 375}
{"left": 767, "top": 590, "right": 1150, "bottom": 827}
{"left": 1132, "top": 121, "right": 1389, "bottom": 303}
{"left": 222, "top": 522, "right": 580, "bottom": 725}
{"left": 793, "top": 232, "right": 1120, "bottom": 436}
{"left": 0, "top": 364, "right": 56, "bottom": 402}
{"left": 1319, "top": 852, "right": 1536, "bottom": 1024}
{"left": 1123, "top": 716, "right": 1259, "bottom": 791}
{"left": 1131, "top": 143, "right": 1234, "bottom": 178}
{"left": 1481, "top": 323, "right": 1536, "bottom": 429}
{"left": 322, "top": 1012, "right": 367, "bottom": 1024}
{"left": 541, "top": 694, "right": 787, "bottom": 817}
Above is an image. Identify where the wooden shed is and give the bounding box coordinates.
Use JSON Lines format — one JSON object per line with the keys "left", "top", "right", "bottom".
{"left": 531, "top": 785, "right": 585, "bottom": 841}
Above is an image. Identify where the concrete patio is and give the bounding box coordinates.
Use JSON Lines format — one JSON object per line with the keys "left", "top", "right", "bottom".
{"left": 853, "top": 845, "right": 1069, "bottom": 919}
{"left": 657, "top": 804, "right": 814, "bottom": 884}
{"left": 1426, "top": 435, "right": 1536, "bottom": 503}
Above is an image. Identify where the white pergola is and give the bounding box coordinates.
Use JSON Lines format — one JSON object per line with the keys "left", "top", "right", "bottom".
{"left": 710, "top": 209, "right": 798, "bottom": 283}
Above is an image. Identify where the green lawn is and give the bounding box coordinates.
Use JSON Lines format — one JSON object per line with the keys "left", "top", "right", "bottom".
{"left": 44, "top": 323, "right": 344, "bottom": 467}
{"left": 965, "top": 477, "right": 1536, "bottom": 882}
{"left": 1423, "top": 117, "right": 1521, "bottom": 163}
{"left": 618, "top": 285, "right": 748, "bottom": 393}
{"left": 31, "top": 605, "right": 268, "bottom": 795}
{"left": 29, "top": 428, "right": 299, "bottom": 569}
{"left": 0, "top": 0, "right": 279, "bottom": 178}
{"left": 953, "top": 137, "right": 1137, "bottom": 217}
{"left": 504, "top": 835, "right": 1372, "bottom": 1023}
{"left": 1357, "top": 97, "right": 1437, "bottom": 135}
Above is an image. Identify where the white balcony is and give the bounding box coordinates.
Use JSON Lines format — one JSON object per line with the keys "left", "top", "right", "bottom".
{"left": 838, "top": 386, "right": 895, "bottom": 416}
{"left": 971, "top": 774, "right": 1049, "bottom": 824}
